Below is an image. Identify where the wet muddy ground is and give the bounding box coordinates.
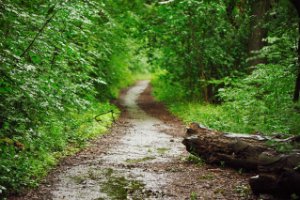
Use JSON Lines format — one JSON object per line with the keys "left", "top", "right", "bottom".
{"left": 11, "top": 81, "right": 257, "bottom": 200}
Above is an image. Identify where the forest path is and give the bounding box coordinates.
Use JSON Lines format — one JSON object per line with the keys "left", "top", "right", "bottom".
{"left": 13, "top": 81, "right": 254, "bottom": 200}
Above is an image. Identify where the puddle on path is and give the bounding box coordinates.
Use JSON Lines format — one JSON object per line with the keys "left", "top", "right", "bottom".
{"left": 51, "top": 80, "right": 186, "bottom": 200}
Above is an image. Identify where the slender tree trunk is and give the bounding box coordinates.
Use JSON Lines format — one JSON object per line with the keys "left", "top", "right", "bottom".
{"left": 199, "top": 5, "right": 209, "bottom": 102}
{"left": 294, "top": 25, "right": 300, "bottom": 102}
{"left": 187, "top": 7, "right": 194, "bottom": 99}
{"left": 248, "top": 0, "right": 270, "bottom": 67}
{"left": 292, "top": 0, "right": 300, "bottom": 102}
{"left": 226, "top": 0, "right": 237, "bottom": 28}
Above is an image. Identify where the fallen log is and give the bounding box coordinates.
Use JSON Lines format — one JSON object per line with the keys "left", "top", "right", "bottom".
{"left": 182, "top": 122, "right": 300, "bottom": 197}
{"left": 249, "top": 171, "right": 300, "bottom": 197}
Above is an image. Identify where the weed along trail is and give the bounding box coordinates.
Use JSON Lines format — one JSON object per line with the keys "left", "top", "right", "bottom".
{"left": 14, "top": 81, "right": 254, "bottom": 200}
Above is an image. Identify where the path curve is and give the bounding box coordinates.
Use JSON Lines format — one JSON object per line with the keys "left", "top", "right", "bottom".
{"left": 12, "top": 81, "right": 254, "bottom": 200}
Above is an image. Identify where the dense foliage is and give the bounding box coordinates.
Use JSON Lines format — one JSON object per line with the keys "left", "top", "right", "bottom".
{"left": 0, "top": 0, "right": 148, "bottom": 196}
{"left": 151, "top": 0, "right": 300, "bottom": 135}
{"left": 1, "top": 0, "right": 300, "bottom": 197}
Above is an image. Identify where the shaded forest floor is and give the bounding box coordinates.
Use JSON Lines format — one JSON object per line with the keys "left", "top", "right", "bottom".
{"left": 10, "top": 81, "right": 258, "bottom": 200}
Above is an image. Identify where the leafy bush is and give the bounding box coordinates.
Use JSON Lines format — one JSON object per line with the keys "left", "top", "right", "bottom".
{"left": 152, "top": 63, "right": 300, "bottom": 135}
{"left": 219, "top": 64, "right": 300, "bottom": 134}
{"left": 151, "top": 0, "right": 300, "bottom": 136}
{"left": 0, "top": 103, "right": 118, "bottom": 196}
{"left": 0, "top": 0, "right": 149, "bottom": 196}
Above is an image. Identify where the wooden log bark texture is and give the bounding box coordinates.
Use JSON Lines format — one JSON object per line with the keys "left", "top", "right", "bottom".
{"left": 182, "top": 122, "right": 300, "bottom": 197}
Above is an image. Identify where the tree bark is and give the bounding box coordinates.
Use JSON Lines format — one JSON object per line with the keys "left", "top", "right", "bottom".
{"left": 294, "top": 39, "right": 300, "bottom": 102}
{"left": 182, "top": 122, "right": 300, "bottom": 197}
{"left": 250, "top": 172, "right": 300, "bottom": 197}
{"left": 226, "top": 0, "right": 237, "bottom": 28}
{"left": 292, "top": 0, "right": 300, "bottom": 102}
{"left": 248, "top": 0, "right": 270, "bottom": 67}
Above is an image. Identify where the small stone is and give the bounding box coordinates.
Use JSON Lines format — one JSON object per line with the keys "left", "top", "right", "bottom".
{"left": 170, "top": 139, "right": 174, "bottom": 142}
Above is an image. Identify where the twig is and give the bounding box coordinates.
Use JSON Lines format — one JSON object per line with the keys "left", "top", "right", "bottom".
{"left": 159, "top": 0, "right": 175, "bottom": 5}
{"left": 19, "top": 1, "right": 62, "bottom": 58}
{"left": 95, "top": 110, "right": 115, "bottom": 122}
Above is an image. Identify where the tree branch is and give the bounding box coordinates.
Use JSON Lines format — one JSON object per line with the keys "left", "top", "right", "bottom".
{"left": 19, "top": 2, "right": 61, "bottom": 58}
{"left": 158, "top": 0, "right": 175, "bottom": 5}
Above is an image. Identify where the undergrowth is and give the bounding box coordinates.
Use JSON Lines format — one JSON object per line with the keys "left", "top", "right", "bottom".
{"left": 152, "top": 76, "right": 300, "bottom": 135}
{"left": 0, "top": 102, "right": 119, "bottom": 197}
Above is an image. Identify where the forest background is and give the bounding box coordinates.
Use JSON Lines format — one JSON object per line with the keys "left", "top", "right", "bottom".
{"left": 0, "top": 0, "right": 300, "bottom": 197}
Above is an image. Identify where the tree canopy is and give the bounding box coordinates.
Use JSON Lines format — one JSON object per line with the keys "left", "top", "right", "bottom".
{"left": 1, "top": 0, "right": 300, "bottom": 197}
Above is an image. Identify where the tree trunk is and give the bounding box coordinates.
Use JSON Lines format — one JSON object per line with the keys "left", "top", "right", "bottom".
{"left": 226, "top": 0, "right": 237, "bottom": 28}
{"left": 182, "top": 122, "right": 300, "bottom": 197}
{"left": 186, "top": 7, "right": 194, "bottom": 99}
{"left": 248, "top": 0, "right": 270, "bottom": 67}
{"left": 292, "top": 0, "right": 300, "bottom": 102}
{"left": 294, "top": 40, "right": 300, "bottom": 102}
{"left": 250, "top": 172, "right": 300, "bottom": 197}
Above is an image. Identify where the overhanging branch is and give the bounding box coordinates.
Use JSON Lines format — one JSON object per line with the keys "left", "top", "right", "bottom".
{"left": 158, "top": 0, "right": 175, "bottom": 5}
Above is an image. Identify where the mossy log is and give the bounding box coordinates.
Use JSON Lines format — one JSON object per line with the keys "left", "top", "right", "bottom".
{"left": 182, "top": 122, "right": 300, "bottom": 197}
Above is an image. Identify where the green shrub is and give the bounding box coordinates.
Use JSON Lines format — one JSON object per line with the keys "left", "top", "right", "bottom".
{"left": 152, "top": 73, "right": 300, "bottom": 135}
{"left": 0, "top": 103, "right": 118, "bottom": 196}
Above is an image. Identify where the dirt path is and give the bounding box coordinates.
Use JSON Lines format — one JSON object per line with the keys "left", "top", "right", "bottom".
{"left": 12, "top": 81, "right": 255, "bottom": 200}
